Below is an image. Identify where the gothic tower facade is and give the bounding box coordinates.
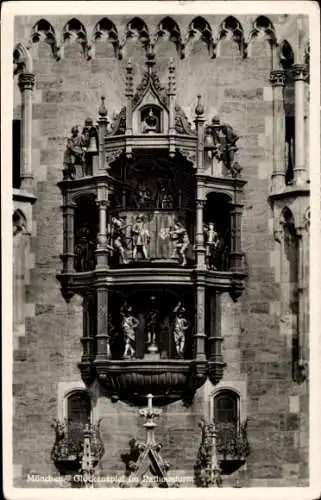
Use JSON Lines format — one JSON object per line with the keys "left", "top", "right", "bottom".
{"left": 12, "top": 13, "right": 310, "bottom": 488}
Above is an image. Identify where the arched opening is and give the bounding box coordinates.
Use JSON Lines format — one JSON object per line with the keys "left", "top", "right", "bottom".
{"left": 140, "top": 105, "right": 162, "bottom": 133}
{"left": 108, "top": 287, "right": 194, "bottom": 360}
{"left": 74, "top": 194, "right": 98, "bottom": 272}
{"left": 214, "top": 389, "right": 239, "bottom": 448}
{"left": 203, "top": 193, "right": 231, "bottom": 271}
{"left": 66, "top": 390, "right": 91, "bottom": 450}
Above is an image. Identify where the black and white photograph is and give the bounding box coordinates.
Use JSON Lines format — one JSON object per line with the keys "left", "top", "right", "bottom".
{"left": 2, "top": 1, "right": 321, "bottom": 498}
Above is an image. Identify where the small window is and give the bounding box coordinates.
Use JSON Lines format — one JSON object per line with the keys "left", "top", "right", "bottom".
{"left": 214, "top": 389, "right": 238, "bottom": 424}
{"left": 66, "top": 390, "right": 91, "bottom": 448}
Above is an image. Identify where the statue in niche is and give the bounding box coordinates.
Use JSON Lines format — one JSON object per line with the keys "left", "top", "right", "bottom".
{"left": 173, "top": 302, "right": 189, "bottom": 357}
{"left": 203, "top": 222, "right": 219, "bottom": 271}
{"left": 134, "top": 183, "right": 152, "bottom": 209}
{"left": 121, "top": 304, "right": 139, "bottom": 358}
{"left": 110, "top": 216, "right": 129, "bottom": 264}
{"left": 146, "top": 296, "right": 159, "bottom": 354}
{"left": 131, "top": 214, "right": 150, "bottom": 260}
{"left": 142, "top": 108, "right": 159, "bottom": 134}
{"left": 170, "top": 221, "right": 190, "bottom": 267}
{"left": 157, "top": 184, "right": 174, "bottom": 209}
{"left": 74, "top": 226, "right": 96, "bottom": 272}
{"left": 64, "top": 125, "right": 87, "bottom": 179}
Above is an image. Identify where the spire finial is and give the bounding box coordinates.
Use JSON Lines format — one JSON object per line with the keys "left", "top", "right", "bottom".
{"left": 98, "top": 96, "right": 107, "bottom": 118}
{"left": 195, "top": 94, "right": 204, "bottom": 116}
{"left": 168, "top": 57, "right": 176, "bottom": 96}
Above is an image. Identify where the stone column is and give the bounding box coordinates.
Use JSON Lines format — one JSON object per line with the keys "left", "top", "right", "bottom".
{"left": 269, "top": 69, "right": 286, "bottom": 192}
{"left": 195, "top": 197, "right": 206, "bottom": 269}
{"left": 96, "top": 198, "right": 109, "bottom": 269}
{"left": 292, "top": 64, "right": 308, "bottom": 186}
{"left": 18, "top": 72, "right": 35, "bottom": 191}
{"left": 62, "top": 194, "right": 76, "bottom": 273}
{"left": 95, "top": 285, "right": 110, "bottom": 361}
{"left": 98, "top": 97, "right": 108, "bottom": 172}
{"left": 194, "top": 96, "right": 206, "bottom": 271}
{"left": 195, "top": 284, "right": 206, "bottom": 361}
{"left": 208, "top": 292, "right": 224, "bottom": 376}
{"left": 229, "top": 200, "right": 244, "bottom": 272}
{"left": 81, "top": 293, "right": 95, "bottom": 363}
{"left": 125, "top": 59, "right": 133, "bottom": 136}
{"left": 296, "top": 220, "right": 309, "bottom": 381}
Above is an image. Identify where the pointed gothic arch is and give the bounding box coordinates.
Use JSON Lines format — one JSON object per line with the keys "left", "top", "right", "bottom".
{"left": 217, "top": 16, "right": 245, "bottom": 57}
{"left": 185, "top": 16, "right": 214, "bottom": 57}
{"left": 30, "top": 18, "right": 58, "bottom": 58}
{"left": 92, "top": 17, "right": 120, "bottom": 59}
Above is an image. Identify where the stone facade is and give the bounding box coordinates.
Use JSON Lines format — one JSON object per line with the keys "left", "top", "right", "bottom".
{"left": 12, "top": 14, "right": 309, "bottom": 487}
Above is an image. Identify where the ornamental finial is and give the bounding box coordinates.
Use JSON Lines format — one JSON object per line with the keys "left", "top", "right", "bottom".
{"left": 195, "top": 95, "right": 204, "bottom": 116}
{"left": 98, "top": 96, "right": 107, "bottom": 117}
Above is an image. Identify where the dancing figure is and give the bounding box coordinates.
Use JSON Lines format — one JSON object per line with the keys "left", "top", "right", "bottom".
{"left": 110, "top": 216, "right": 129, "bottom": 264}
{"left": 121, "top": 304, "right": 139, "bottom": 358}
{"left": 204, "top": 222, "right": 219, "bottom": 270}
{"left": 131, "top": 215, "right": 150, "bottom": 260}
{"left": 173, "top": 302, "right": 189, "bottom": 357}
{"left": 170, "top": 221, "right": 190, "bottom": 266}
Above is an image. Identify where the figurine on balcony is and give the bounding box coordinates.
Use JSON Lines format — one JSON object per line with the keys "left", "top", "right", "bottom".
{"left": 63, "top": 125, "right": 87, "bottom": 179}
{"left": 110, "top": 216, "right": 129, "bottom": 265}
{"left": 204, "top": 222, "right": 219, "bottom": 271}
{"left": 134, "top": 183, "right": 153, "bottom": 209}
{"left": 157, "top": 185, "right": 174, "bottom": 209}
{"left": 142, "top": 108, "right": 159, "bottom": 134}
{"left": 170, "top": 221, "right": 190, "bottom": 266}
{"left": 121, "top": 304, "right": 139, "bottom": 358}
{"left": 211, "top": 116, "right": 239, "bottom": 173}
{"left": 173, "top": 302, "right": 189, "bottom": 357}
{"left": 131, "top": 215, "right": 150, "bottom": 260}
{"left": 74, "top": 226, "right": 96, "bottom": 272}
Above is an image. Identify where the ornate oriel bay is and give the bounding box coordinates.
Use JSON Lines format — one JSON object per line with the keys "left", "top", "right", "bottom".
{"left": 57, "top": 54, "right": 247, "bottom": 405}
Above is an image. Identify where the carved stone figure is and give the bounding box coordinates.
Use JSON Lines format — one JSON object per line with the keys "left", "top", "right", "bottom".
{"left": 74, "top": 226, "right": 96, "bottom": 272}
{"left": 131, "top": 215, "right": 150, "bottom": 260}
{"left": 173, "top": 302, "right": 189, "bottom": 357}
{"left": 204, "top": 222, "right": 219, "bottom": 271}
{"left": 64, "top": 125, "right": 87, "bottom": 178}
{"left": 142, "top": 108, "right": 158, "bottom": 134}
{"left": 170, "top": 221, "right": 190, "bottom": 266}
{"left": 110, "top": 216, "right": 129, "bottom": 264}
{"left": 121, "top": 304, "right": 139, "bottom": 358}
{"left": 205, "top": 116, "right": 240, "bottom": 176}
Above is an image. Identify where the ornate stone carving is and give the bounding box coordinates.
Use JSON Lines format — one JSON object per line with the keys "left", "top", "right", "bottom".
{"left": 175, "top": 105, "right": 195, "bottom": 135}
{"left": 194, "top": 419, "right": 222, "bottom": 487}
{"left": 51, "top": 419, "right": 104, "bottom": 477}
{"left": 120, "top": 394, "right": 171, "bottom": 487}
{"left": 106, "top": 148, "right": 124, "bottom": 164}
{"left": 291, "top": 63, "right": 308, "bottom": 82}
{"left": 269, "top": 69, "right": 286, "bottom": 87}
{"left": 18, "top": 72, "right": 35, "bottom": 91}
{"left": 109, "top": 107, "right": 126, "bottom": 135}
